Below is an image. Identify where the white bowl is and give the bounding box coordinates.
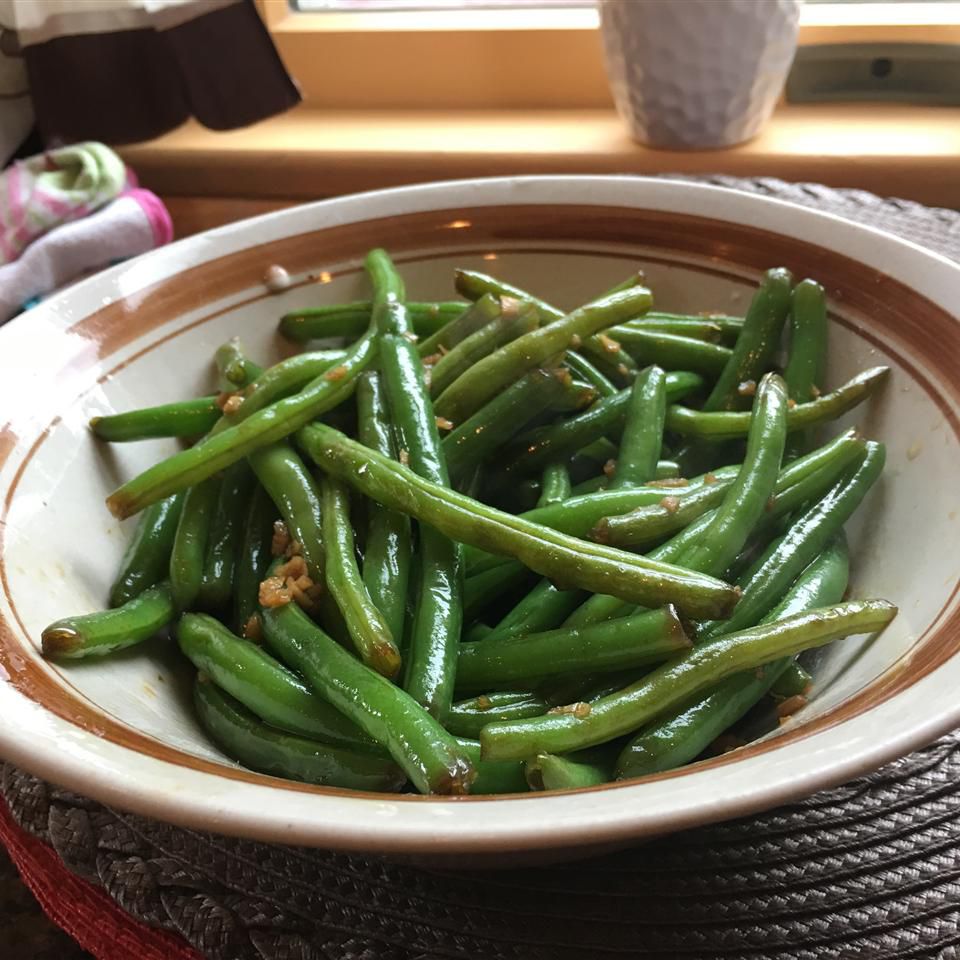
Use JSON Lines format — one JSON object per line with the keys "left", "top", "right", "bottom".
{"left": 1, "top": 176, "right": 958, "bottom": 863}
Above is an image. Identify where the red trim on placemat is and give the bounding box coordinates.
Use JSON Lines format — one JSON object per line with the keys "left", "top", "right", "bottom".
{"left": 0, "top": 796, "right": 201, "bottom": 960}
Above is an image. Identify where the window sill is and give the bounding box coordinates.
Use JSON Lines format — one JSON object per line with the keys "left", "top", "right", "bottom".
{"left": 118, "top": 102, "right": 960, "bottom": 236}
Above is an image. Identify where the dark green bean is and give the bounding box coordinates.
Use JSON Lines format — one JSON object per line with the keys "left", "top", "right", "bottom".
{"left": 611, "top": 365, "right": 667, "bottom": 489}
{"left": 615, "top": 537, "right": 848, "bottom": 779}
{"left": 215, "top": 337, "right": 263, "bottom": 391}
{"left": 194, "top": 677, "right": 405, "bottom": 792}
{"left": 564, "top": 351, "right": 618, "bottom": 398}
{"left": 771, "top": 661, "right": 813, "bottom": 698}
{"left": 428, "top": 298, "right": 540, "bottom": 397}
{"left": 280, "top": 301, "right": 465, "bottom": 342}
{"left": 91, "top": 398, "right": 220, "bottom": 442}
{"left": 526, "top": 753, "right": 610, "bottom": 791}
{"left": 178, "top": 613, "right": 375, "bottom": 748}
{"left": 457, "top": 739, "right": 529, "bottom": 794}
{"left": 480, "top": 600, "right": 897, "bottom": 760}
{"left": 320, "top": 475, "right": 401, "bottom": 678}
{"left": 784, "top": 278, "right": 829, "bottom": 456}
{"left": 434, "top": 286, "right": 653, "bottom": 424}
{"left": 357, "top": 371, "right": 411, "bottom": 644}
{"left": 537, "top": 463, "right": 572, "bottom": 507}
{"left": 260, "top": 598, "right": 474, "bottom": 794}
{"left": 109, "top": 493, "right": 183, "bottom": 607}
{"left": 703, "top": 267, "right": 793, "bottom": 411}
{"left": 233, "top": 485, "right": 276, "bottom": 634}
{"left": 666, "top": 366, "right": 889, "bottom": 439}
{"left": 298, "top": 423, "right": 740, "bottom": 619}
{"left": 446, "top": 692, "right": 549, "bottom": 739}
{"left": 464, "top": 561, "right": 533, "bottom": 620}
{"left": 169, "top": 475, "right": 222, "bottom": 610}
{"left": 199, "top": 462, "right": 255, "bottom": 613}
{"left": 609, "top": 328, "right": 733, "bottom": 376}
{"left": 456, "top": 605, "right": 690, "bottom": 691}
{"left": 485, "top": 580, "right": 584, "bottom": 644}
{"left": 42, "top": 583, "right": 176, "bottom": 659}
{"left": 577, "top": 333, "right": 637, "bottom": 385}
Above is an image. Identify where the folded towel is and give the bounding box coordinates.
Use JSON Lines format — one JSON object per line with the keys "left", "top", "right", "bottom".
{"left": 0, "top": 187, "right": 173, "bottom": 323}
{"left": 0, "top": 141, "right": 127, "bottom": 264}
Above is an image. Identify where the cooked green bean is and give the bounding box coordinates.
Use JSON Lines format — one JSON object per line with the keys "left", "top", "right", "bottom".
{"left": 42, "top": 582, "right": 176, "bottom": 659}
{"left": 703, "top": 267, "right": 793, "bottom": 411}
{"left": 298, "top": 423, "right": 740, "bottom": 619}
{"left": 260, "top": 598, "right": 474, "bottom": 794}
{"left": 784, "top": 278, "right": 829, "bottom": 456}
{"left": 178, "top": 613, "right": 375, "bottom": 748}
{"left": 428, "top": 298, "right": 539, "bottom": 397}
{"left": 321, "top": 475, "right": 401, "bottom": 679}
{"left": 215, "top": 337, "right": 263, "bottom": 391}
{"left": 666, "top": 367, "right": 889, "bottom": 439}
{"left": 481, "top": 600, "right": 897, "bottom": 760}
{"left": 464, "top": 560, "right": 533, "bottom": 620}
{"left": 456, "top": 605, "right": 690, "bottom": 691}
{"left": 526, "top": 753, "right": 610, "bottom": 791}
{"left": 457, "top": 739, "right": 528, "bottom": 794}
{"left": 233, "top": 485, "right": 276, "bottom": 634}
{"left": 91, "top": 397, "right": 220, "bottom": 442}
{"left": 771, "top": 661, "right": 814, "bottom": 698}
{"left": 231, "top": 349, "right": 348, "bottom": 420}
{"left": 628, "top": 313, "right": 743, "bottom": 344}
{"left": 564, "top": 351, "right": 618, "bottom": 398}
{"left": 357, "top": 371, "right": 411, "bottom": 644}
{"left": 609, "top": 328, "right": 733, "bottom": 376}
{"left": 169, "top": 476, "right": 222, "bottom": 610}
{"left": 537, "top": 463, "right": 572, "bottom": 507}
{"left": 435, "top": 286, "right": 653, "bottom": 424}
{"left": 677, "top": 373, "right": 788, "bottom": 576}
{"left": 615, "top": 537, "right": 848, "bottom": 779}
{"left": 280, "top": 301, "right": 465, "bottom": 342}
{"left": 612, "top": 365, "right": 667, "bottom": 489}
{"left": 109, "top": 493, "right": 183, "bottom": 607}
{"left": 199, "top": 462, "right": 254, "bottom": 613}
{"left": 446, "top": 692, "right": 549, "bottom": 739}
{"left": 194, "top": 677, "right": 405, "bottom": 792}
{"left": 502, "top": 370, "right": 705, "bottom": 477}
{"left": 416, "top": 293, "right": 502, "bottom": 358}
{"left": 106, "top": 330, "right": 374, "bottom": 520}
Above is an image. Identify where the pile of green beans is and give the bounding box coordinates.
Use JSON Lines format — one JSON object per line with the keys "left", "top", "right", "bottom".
{"left": 43, "top": 256, "right": 896, "bottom": 797}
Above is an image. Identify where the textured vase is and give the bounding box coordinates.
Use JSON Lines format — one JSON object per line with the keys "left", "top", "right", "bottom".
{"left": 599, "top": 0, "right": 802, "bottom": 149}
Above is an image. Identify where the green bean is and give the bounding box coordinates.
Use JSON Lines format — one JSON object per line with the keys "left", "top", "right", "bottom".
{"left": 609, "top": 328, "right": 733, "bottom": 376}
{"left": 177, "top": 613, "right": 375, "bottom": 748}
{"left": 233, "top": 485, "right": 276, "bottom": 634}
{"left": 194, "top": 677, "right": 405, "bottom": 792}
{"left": 457, "top": 739, "right": 528, "bottom": 794}
{"left": 677, "top": 373, "right": 788, "bottom": 576}
{"left": 615, "top": 537, "right": 848, "bottom": 779}
{"left": 697, "top": 441, "right": 885, "bottom": 642}
{"left": 537, "top": 463, "right": 572, "bottom": 507}
{"left": 703, "top": 267, "right": 793, "bottom": 411}
{"left": 453, "top": 268, "right": 639, "bottom": 380}
{"left": 561, "top": 593, "right": 631, "bottom": 629}
{"left": 260, "top": 598, "right": 474, "bottom": 794}
{"left": 577, "top": 333, "right": 637, "bottom": 385}
{"left": 215, "top": 337, "right": 263, "bottom": 391}
{"left": 109, "top": 493, "right": 184, "bottom": 607}
{"left": 564, "top": 351, "right": 618, "bottom": 398}
{"left": 90, "top": 398, "right": 221, "bottom": 442}
{"left": 320, "top": 475, "right": 401, "bottom": 678}
{"left": 570, "top": 459, "right": 679, "bottom": 496}
{"left": 502, "top": 370, "right": 705, "bottom": 477}
{"left": 298, "top": 423, "right": 739, "bottom": 619}
{"left": 526, "top": 753, "right": 610, "bottom": 791}
{"left": 446, "top": 692, "right": 549, "bottom": 738}
{"left": 771, "top": 662, "right": 814, "bottom": 698}
{"left": 169, "top": 476, "right": 222, "bottom": 610}
{"left": 612, "top": 365, "right": 667, "bottom": 489}
{"left": 442, "top": 367, "right": 571, "bottom": 481}
{"left": 106, "top": 330, "right": 374, "bottom": 520}
{"left": 42, "top": 582, "right": 176, "bottom": 659}
{"left": 280, "top": 301, "right": 465, "bottom": 342}
{"left": 456, "top": 605, "right": 690, "bottom": 692}
{"left": 464, "top": 561, "right": 533, "bottom": 619}
{"left": 199, "top": 462, "right": 255, "bottom": 613}
{"left": 366, "top": 249, "right": 463, "bottom": 719}
{"left": 248, "top": 442, "right": 325, "bottom": 581}
{"left": 666, "top": 366, "right": 889, "bottom": 439}
{"left": 555, "top": 378, "right": 600, "bottom": 413}
{"left": 231, "top": 349, "right": 348, "bottom": 420}
{"left": 485, "top": 580, "right": 583, "bottom": 644}
{"left": 434, "top": 286, "right": 654, "bottom": 424}
{"left": 480, "top": 599, "right": 897, "bottom": 760}
{"left": 784, "top": 279, "right": 829, "bottom": 456}
{"left": 357, "top": 371, "right": 411, "bottom": 644}
{"left": 428, "top": 298, "right": 539, "bottom": 397}
{"left": 416, "top": 293, "right": 502, "bottom": 358}
{"left": 634, "top": 312, "right": 744, "bottom": 343}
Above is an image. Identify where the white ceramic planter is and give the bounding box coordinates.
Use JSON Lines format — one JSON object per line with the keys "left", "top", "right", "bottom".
{"left": 599, "top": 0, "right": 802, "bottom": 149}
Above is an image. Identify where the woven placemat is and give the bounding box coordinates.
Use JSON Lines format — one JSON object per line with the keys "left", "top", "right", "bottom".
{"left": 4, "top": 176, "right": 960, "bottom": 960}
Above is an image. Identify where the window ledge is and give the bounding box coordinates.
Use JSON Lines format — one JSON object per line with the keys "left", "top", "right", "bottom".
{"left": 118, "top": 102, "right": 960, "bottom": 234}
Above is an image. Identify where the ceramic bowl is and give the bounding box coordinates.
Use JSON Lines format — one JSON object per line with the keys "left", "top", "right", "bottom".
{"left": 1, "top": 176, "right": 958, "bottom": 863}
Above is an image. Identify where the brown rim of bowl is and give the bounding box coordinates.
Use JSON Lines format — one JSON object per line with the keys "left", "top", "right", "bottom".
{"left": 1, "top": 203, "right": 958, "bottom": 803}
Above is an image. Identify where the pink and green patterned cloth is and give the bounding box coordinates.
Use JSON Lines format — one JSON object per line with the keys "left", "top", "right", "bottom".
{"left": 0, "top": 141, "right": 127, "bottom": 264}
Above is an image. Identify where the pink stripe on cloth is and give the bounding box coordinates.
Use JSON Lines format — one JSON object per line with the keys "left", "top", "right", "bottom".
{"left": 122, "top": 188, "right": 173, "bottom": 246}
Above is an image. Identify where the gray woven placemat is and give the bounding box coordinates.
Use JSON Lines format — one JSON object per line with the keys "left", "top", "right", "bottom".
{"left": 4, "top": 176, "right": 960, "bottom": 960}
